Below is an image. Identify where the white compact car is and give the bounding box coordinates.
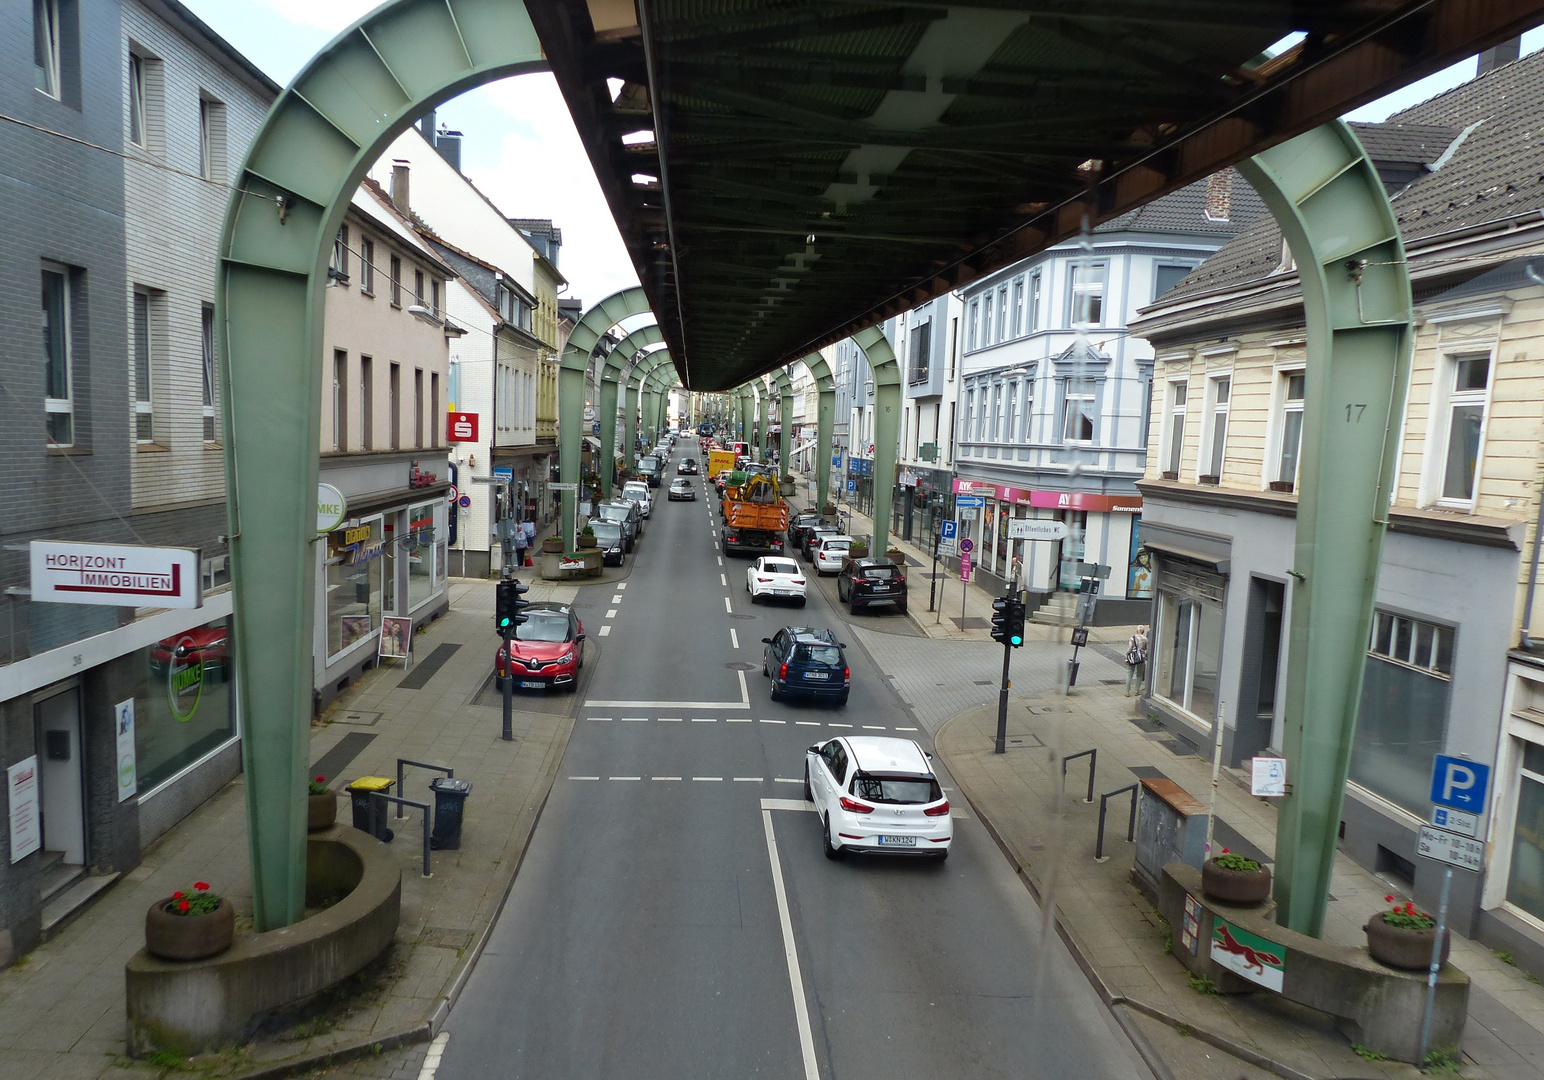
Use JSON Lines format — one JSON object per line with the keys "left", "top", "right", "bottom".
{"left": 812, "top": 535, "right": 853, "bottom": 575}
{"left": 621, "top": 482, "right": 652, "bottom": 518}
{"left": 804, "top": 737, "right": 951, "bottom": 860}
{"left": 746, "top": 556, "right": 806, "bottom": 605}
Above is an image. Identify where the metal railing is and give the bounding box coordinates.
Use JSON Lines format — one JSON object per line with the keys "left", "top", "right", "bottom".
{"left": 1095, "top": 783, "right": 1138, "bottom": 861}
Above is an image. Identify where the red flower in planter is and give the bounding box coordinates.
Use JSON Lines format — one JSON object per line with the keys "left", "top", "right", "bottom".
{"left": 1385, "top": 895, "right": 1396, "bottom": 902}
{"left": 172, "top": 891, "right": 184, "bottom": 900}
{"left": 194, "top": 882, "right": 210, "bottom": 892}
{"left": 178, "top": 900, "right": 191, "bottom": 913}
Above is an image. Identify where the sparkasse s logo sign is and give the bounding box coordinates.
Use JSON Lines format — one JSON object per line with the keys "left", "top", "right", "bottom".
{"left": 447, "top": 412, "right": 479, "bottom": 443}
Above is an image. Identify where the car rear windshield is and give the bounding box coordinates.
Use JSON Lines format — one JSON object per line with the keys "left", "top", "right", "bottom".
{"left": 591, "top": 522, "right": 622, "bottom": 542}
{"left": 598, "top": 505, "right": 629, "bottom": 522}
{"left": 763, "top": 560, "right": 798, "bottom": 575}
{"left": 861, "top": 566, "right": 898, "bottom": 580}
{"left": 792, "top": 643, "right": 842, "bottom": 666}
{"left": 520, "top": 611, "right": 569, "bottom": 642}
{"left": 851, "top": 772, "right": 941, "bottom": 805}
{"left": 822, "top": 540, "right": 850, "bottom": 550}
{"left": 623, "top": 490, "right": 646, "bottom": 502}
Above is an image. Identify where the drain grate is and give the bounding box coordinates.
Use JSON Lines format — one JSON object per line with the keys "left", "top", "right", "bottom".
{"left": 724, "top": 661, "right": 757, "bottom": 671}
{"left": 728, "top": 613, "right": 757, "bottom": 621}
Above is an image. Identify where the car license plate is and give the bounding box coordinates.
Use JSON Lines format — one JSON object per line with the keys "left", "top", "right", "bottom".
{"left": 519, "top": 680, "right": 546, "bottom": 689}
{"left": 877, "top": 835, "right": 916, "bottom": 846}
{"left": 805, "top": 671, "right": 829, "bottom": 680}
{"left": 774, "top": 589, "right": 795, "bottom": 596}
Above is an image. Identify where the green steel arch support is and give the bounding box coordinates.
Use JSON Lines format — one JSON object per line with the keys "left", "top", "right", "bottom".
{"left": 796, "top": 353, "right": 836, "bottom": 512}
{"left": 215, "top": 0, "right": 551, "bottom": 930}
{"left": 628, "top": 351, "right": 675, "bottom": 462}
{"left": 738, "top": 386, "right": 754, "bottom": 446}
{"left": 754, "top": 381, "right": 770, "bottom": 462}
{"left": 773, "top": 370, "right": 793, "bottom": 474}
{"left": 597, "top": 325, "right": 664, "bottom": 495}
{"left": 1236, "top": 122, "right": 1413, "bottom": 937}
{"left": 854, "top": 326, "right": 901, "bottom": 555}
{"left": 559, "top": 287, "right": 653, "bottom": 546}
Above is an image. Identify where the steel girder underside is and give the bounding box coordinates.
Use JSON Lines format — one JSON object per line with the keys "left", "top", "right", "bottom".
{"left": 530, "top": 0, "right": 1542, "bottom": 391}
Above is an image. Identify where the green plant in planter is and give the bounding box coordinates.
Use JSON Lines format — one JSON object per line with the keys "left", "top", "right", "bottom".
{"left": 1214, "top": 851, "right": 1261, "bottom": 873}
{"left": 581, "top": 525, "right": 595, "bottom": 537}
{"left": 1381, "top": 895, "right": 1437, "bottom": 930}
{"left": 166, "top": 882, "right": 222, "bottom": 916}
{"left": 308, "top": 774, "right": 330, "bottom": 796}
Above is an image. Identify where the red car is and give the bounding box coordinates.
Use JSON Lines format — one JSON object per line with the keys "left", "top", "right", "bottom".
{"left": 495, "top": 604, "right": 586, "bottom": 692}
{"left": 149, "top": 625, "right": 231, "bottom": 682}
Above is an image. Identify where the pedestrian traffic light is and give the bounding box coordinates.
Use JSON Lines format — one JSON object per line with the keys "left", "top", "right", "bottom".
{"left": 495, "top": 578, "right": 530, "bottom": 637}
{"left": 991, "top": 596, "right": 1026, "bottom": 648}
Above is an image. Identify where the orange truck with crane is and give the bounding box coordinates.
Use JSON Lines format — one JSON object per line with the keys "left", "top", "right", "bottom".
{"left": 721, "top": 472, "right": 789, "bottom": 557}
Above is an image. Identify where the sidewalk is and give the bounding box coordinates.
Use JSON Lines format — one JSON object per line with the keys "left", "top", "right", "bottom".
{"left": 0, "top": 578, "right": 579, "bottom": 1080}
{"left": 934, "top": 679, "right": 1544, "bottom": 1079}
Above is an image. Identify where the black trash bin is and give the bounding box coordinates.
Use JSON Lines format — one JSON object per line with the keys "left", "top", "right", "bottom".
{"left": 429, "top": 777, "right": 473, "bottom": 850}
{"left": 347, "top": 776, "right": 396, "bottom": 842}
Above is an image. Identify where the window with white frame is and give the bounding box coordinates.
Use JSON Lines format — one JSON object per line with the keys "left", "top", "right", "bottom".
{"left": 1006, "top": 380, "right": 1019, "bottom": 442}
{"left": 360, "top": 238, "right": 375, "bottom": 294}
{"left": 1198, "top": 375, "right": 1229, "bottom": 481}
{"left": 1011, "top": 278, "right": 1024, "bottom": 337}
{"left": 34, "top": 0, "right": 61, "bottom": 98}
{"left": 996, "top": 286, "right": 1009, "bottom": 342}
{"left": 990, "top": 384, "right": 1003, "bottom": 441}
{"left": 201, "top": 303, "right": 217, "bottom": 442}
{"left": 1028, "top": 272, "right": 1041, "bottom": 332}
{"left": 1349, "top": 610, "right": 1454, "bottom": 814}
{"left": 41, "top": 263, "right": 73, "bottom": 446}
{"left": 1437, "top": 351, "right": 1490, "bottom": 504}
{"left": 1271, "top": 371, "right": 1305, "bottom": 488}
{"left": 967, "top": 298, "right": 979, "bottom": 350}
{"left": 199, "top": 96, "right": 226, "bottom": 181}
{"left": 331, "top": 226, "right": 349, "bottom": 282}
{"left": 332, "top": 350, "right": 348, "bottom": 451}
{"left": 1069, "top": 262, "right": 1105, "bottom": 326}
{"left": 1063, "top": 381, "right": 1096, "bottom": 443}
{"left": 128, "top": 53, "right": 146, "bottom": 146}
{"left": 1163, "top": 380, "right": 1186, "bottom": 476}
{"left": 132, "top": 288, "right": 155, "bottom": 443}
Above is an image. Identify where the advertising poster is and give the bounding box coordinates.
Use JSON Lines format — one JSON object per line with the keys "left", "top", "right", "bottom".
{"left": 379, "top": 616, "right": 412, "bottom": 661}
{"left": 116, "top": 698, "right": 137, "bottom": 803}
{"left": 8, "top": 756, "right": 41, "bottom": 863}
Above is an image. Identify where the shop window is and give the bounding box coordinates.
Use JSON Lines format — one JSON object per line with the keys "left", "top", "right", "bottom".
{"left": 135, "top": 614, "right": 238, "bottom": 793}
{"left": 1348, "top": 611, "right": 1453, "bottom": 815}
{"left": 407, "top": 502, "right": 439, "bottom": 611}
{"left": 326, "top": 517, "right": 383, "bottom": 658}
{"left": 1154, "top": 587, "right": 1224, "bottom": 721}
{"left": 1507, "top": 740, "right": 1544, "bottom": 922}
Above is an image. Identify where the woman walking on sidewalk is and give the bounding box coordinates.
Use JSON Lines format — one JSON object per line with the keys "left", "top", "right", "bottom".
{"left": 1125, "top": 625, "right": 1148, "bottom": 696}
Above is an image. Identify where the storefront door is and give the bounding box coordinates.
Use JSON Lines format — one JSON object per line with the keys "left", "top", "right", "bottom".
{"left": 34, "top": 686, "right": 85, "bottom": 865}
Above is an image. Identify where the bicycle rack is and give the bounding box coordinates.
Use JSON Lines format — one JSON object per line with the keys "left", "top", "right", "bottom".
{"left": 1095, "top": 783, "right": 1138, "bottom": 861}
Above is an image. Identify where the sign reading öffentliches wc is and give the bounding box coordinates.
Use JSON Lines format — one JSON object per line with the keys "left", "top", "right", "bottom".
{"left": 31, "top": 541, "right": 202, "bottom": 609}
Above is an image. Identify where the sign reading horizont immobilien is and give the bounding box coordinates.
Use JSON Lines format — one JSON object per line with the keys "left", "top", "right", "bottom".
{"left": 30, "top": 541, "right": 203, "bottom": 609}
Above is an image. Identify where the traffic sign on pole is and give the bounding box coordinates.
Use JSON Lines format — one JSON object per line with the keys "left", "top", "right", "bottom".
{"left": 1007, "top": 519, "right": 1069, "bottom": 541}
{"left": 1417, "top": 825, "right": 1485, "bottom": 872}
{"left": 959, "top": 537, "right": 974, "bottom": 555}
{"left": 940, "top": 520, "right": 958, "bottom": 542}
{"left": 1430, "top": 755, "right": 1490, "bottom": 812}
{"left": 955, "top": 495, "right": 985, "bottom": 508}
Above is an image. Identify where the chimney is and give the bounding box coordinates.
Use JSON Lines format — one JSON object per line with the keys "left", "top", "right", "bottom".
{"left": 390, "top": 159, "right": 410, "bottom": 214}
{"left": 1204, "top": 169, "right": 1232, "bottom": 222}
{"left": 417, "top": 107, "right": 436, "bottom": 137}
{"left": 434, "top": 129, "right": 463, "bottom": 172}
{"left": 1479, "top": 37, "right": 1521, "bottom": 74}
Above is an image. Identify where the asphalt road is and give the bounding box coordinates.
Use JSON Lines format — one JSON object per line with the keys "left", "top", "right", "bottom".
{"left": 437, "top": 462, "right": 1151, "bottom": 1080}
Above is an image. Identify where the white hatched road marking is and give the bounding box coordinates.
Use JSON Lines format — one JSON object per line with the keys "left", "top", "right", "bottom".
{"left": 761, "top": 809, "right": 822, "bottom": 1080}
{"left": 606, "top": 609, "right": 619, "bottom": 619}
{"left": 598, "top": 625, "right": 612, "bottom": 637}
{"left": 692, "top": 776, "right": 723, "bottom": 782}
{"left": 417, "top": 1031, "right": 451, "bottom": 1080}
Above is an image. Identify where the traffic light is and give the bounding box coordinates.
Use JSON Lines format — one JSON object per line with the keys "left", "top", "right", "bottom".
{"left": 495, "top": 578, "right": 530, "bottom": 637}
{"left": 991, "top": 596, "right": 1026, "bottom": 648}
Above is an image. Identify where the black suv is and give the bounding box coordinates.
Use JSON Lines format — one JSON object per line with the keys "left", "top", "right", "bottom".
{"left": 837, "top": 558, "right": 907, "bottom": 615}
{"left": 761, "top": 627, "right": 850, "bottom": 706}
{"left": 787, "top": 511, "right": 825, "bottom": 549}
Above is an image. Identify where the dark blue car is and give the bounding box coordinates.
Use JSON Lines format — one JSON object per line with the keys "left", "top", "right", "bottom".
{"left": 761, "top": 627, "right": 849, "bottom": 707}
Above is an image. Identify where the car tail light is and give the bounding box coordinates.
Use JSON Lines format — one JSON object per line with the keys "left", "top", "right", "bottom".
{"left": 792, "top": 579, "right": 804, "bottom": 586}
{"left": 924, "top": 800, "right": 951, "bottom": 817}
{"left": 843, "top": 666, "right": 851, "bottom": 685}
{"left": 779, "top": 662, "right": 787, "bottom": 680}
{"left": 839, "top": 796, "right": 873, "bottom": 814}
{"left": 757, "top": 577, "right": 772, "bottom": 583}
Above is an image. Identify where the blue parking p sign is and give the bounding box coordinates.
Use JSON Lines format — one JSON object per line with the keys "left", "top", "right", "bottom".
{"left": 940, "top": 520, "right": 958, "bottom": 542}
{"left": 1430, "top": 755, "right": 1490, "bottom": 812}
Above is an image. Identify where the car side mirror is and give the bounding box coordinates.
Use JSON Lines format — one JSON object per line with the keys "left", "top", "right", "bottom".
{"left": 576, "top": 633, "right": 586, "bottom": 642}
{"left": 761, "top": 637, "right": 772, "bottom": 644}
{"left": 925, "top": 752, "right": 933, "bottom": 760}
{"left": 808, "top": 744, "right": 821, "bottom": 754}
{"left": 840, "top": 643, "right": 848, "bottom": 648}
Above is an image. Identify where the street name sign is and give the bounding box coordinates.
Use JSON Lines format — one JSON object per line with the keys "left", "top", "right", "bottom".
{"left": 549, "top": 482, "right": 579, "bottom": 492}
{"left": 1007, "top": 519, "right": 1069, "bottom": 541}
{"left": 1430, "top": 755, "right": 1490, "bottom": 812}
{"left": 31, "top": 541, "right": 203, "bottom": 609}
{"left": 1416, "top": 825, "right": 1485, "bottom": 872}
{"left": 955, "top": 495, "right": 986, "bottom": 508}
{"left": 1431, "top": 806, "right": 1479, "bottom": 838}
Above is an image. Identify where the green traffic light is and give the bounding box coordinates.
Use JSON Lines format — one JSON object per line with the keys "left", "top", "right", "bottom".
{"left": 1010, "top": 634, "right": 1022, "bottom": 646}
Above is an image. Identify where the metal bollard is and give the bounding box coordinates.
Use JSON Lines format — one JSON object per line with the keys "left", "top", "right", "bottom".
{"left": 1062, "top": 748, "right": 1097, "bottom": 803}
{"left": 1094, "top": 783, "right": 1138, "bottom": 861}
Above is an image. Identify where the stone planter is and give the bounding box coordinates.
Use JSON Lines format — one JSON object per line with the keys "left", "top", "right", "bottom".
{"left": 541, "top": 537, "right": 564, "bottom": 554}
{"left": 308, "top": 792, "right": 337, "bottom": 832}
{"left": 145, "top": 897, "right": 235, "bottom": 961}
{"left": 577, "top": 535, "right": 598, "bottom": 549}
{"left": 1200, "top": 858, "right": 1272, "bottom": 904}
{"left": 886, "top": 549, "right": 905, "bottom": 566}
{"left": 1365, "top": 912, "right": 1450, "bottom": 970}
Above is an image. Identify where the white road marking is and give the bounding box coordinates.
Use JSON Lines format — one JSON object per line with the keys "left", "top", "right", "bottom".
{"left": 606, "top": 609, "right": 618, "bottom": 619}
{"left": 610, "top": 776, "right": 642, "bottom": 781}
{"left": 727, "top": 718, "right": 752, "bottom": 724}
{"left": 895, "top": 726, "right": 917, "bottom": 731}
{"left": 761, "top": 809, "right": 822, "bottom": 1080}
{"left": 569, "top": 776, "right": 600, "bottom": 781}
{"left": 692, "top": 776, "right": 723, "bottom": 782}
{"left": 653, "top": 776, "right": 681, "bottom": 781}
{"left": 828, "top": 723, "right": 852, "bottom": 728}
{"left": 611, "top": 594, "right": 623, "bottom": 604}
{"left": 692, "top": 717, "right": 716, "bottom": 723}
{"left": 724, "top": 597, "right": 733, "bottom": 613}
{"left": 795, "top": 721, "right": 820, "bottom": 726}
{"left": 717, "top": 556, "right": 723, "bottom": 566}
{"left": 773, "top": 778, "right": 802, "bottom": 784}
{"left": 730, "top": 628, "right": 739, "bottom": 649}
{"left": 598, "top": 625, "right": 612, "bottom": 637}
{"left": 587, "top": 717, "right": 613, "bottom": 722}
{"left": 658, "top": 717, "right": 683, "bottom": 723}
{"left": 762, "top": 797, "right": 814, "bottom": 811}
{"left": 720, "top": 573, "right": 728, "bottom": 586}
{"left": 734, "top": 777, "right": 763, "bottom": 782}
{"left": 617, "top": 583, "right": 627, "bottom": 590}
{"left": 863, "top": 725, "right": 886, "bottom": 731}
{"left": 761, "top": 719, "right": 786, "bottom": 724}
{"left": 417, "top": 1031, "right": 450, "bottom": 1080}
{"left": 952, "top": 808, "right": 972, "bottom": 820}
{"left": 620, "top": 717, "right": 649, "bottom": 723}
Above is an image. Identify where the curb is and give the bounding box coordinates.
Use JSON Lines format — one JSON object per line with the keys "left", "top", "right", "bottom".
{"left": 934, "top": 708, "right": 1317, "bottom": 1080}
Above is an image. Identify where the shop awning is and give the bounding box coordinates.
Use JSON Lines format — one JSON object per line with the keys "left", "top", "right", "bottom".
{"left": 1139, "top": 521, "right": 1232, "bottom": 574}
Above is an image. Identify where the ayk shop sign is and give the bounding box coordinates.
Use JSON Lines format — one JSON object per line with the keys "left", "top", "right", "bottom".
{"left": 447, "top": 412, "right": 480, "bottom": 443}
{"left": 31, "top": 541, "right": 202, "bottom": 609}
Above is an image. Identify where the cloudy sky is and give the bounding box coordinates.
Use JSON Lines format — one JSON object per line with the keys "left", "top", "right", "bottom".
{"left": 182, "top": 1, "right": 1543, "bottom": 308}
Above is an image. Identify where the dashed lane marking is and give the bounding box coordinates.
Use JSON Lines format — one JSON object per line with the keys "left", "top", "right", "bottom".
{"left": 653, "top": 776, "right": 681, "bottom": 781}
{"left": 761, "top": 719, "right": 786, "bottom": 724}
{"left": 658, "top": 717, "right": 682, "bottom": 723}
{"left": 723, "top": 597, "right": 732, "bottom": 613}
{"left": 774, "top": 778, "right": 801, "bottom": 784}
{"left": 569, "top": 776, "right": 600, "bottom": 781}
{"left": 896, "top": 726, "right": 917, "bottom": 731}
{"left": 587, "top": 717, "right": 613, "bottom": 722}
{"left": 617, "top": 583, "right": 627, "bottom": 590}
{"left": 720, "top": 573, "right": 727, "bottom": 586}
{"left": 692, "top": 776, "right": 723, "bottom": 782}
{"left": 828, "top": 723, "right": 852, "bottom": 728}
{"left": 598, "top": 625, "right": 612, "bottom": 637}
{"left": 620, "top": 717, "right": 648, "bottom": 722}
{"left": 610, "top": 776, "right": 642, "bottom": 781}
{"left": 795, "top": 721, "right": 820, "bottom": 726}
{"left": 731, "top": 628, "right": 740, "bottom": 649}
{"left": 734, "top": 777, "right": 763, "bottom": 782}
{"left": 611, "top": 594, "right": 623, "bottom": 604}
{"left": 863, "top": 725, "right": 885, "bottom": 730}
{"left": 606, "top": 608, "right": 619, "bottom": 619}
{"left": 727, "top": 718, "right": 752, "bottom": 723}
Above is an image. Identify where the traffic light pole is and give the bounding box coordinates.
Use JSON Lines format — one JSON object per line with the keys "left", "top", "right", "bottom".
{"left": 994, "top": 637, "right": 1012, "bottom": 754}
{"left": 501, "top": 629, "right": 514, "bottom": 742}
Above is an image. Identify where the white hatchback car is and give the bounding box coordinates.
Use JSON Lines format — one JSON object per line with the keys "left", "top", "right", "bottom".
{"left": 746, "top": 556, "right": 806, "bottom": 605}
{"left": 805, "top": 736, "right": 951, "bottom": 860}
{"left": 812, "top": 535, "right": 854, "bottom": 575}
{"left": 621, "top": 482, "right": 652, "bottom": 518}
